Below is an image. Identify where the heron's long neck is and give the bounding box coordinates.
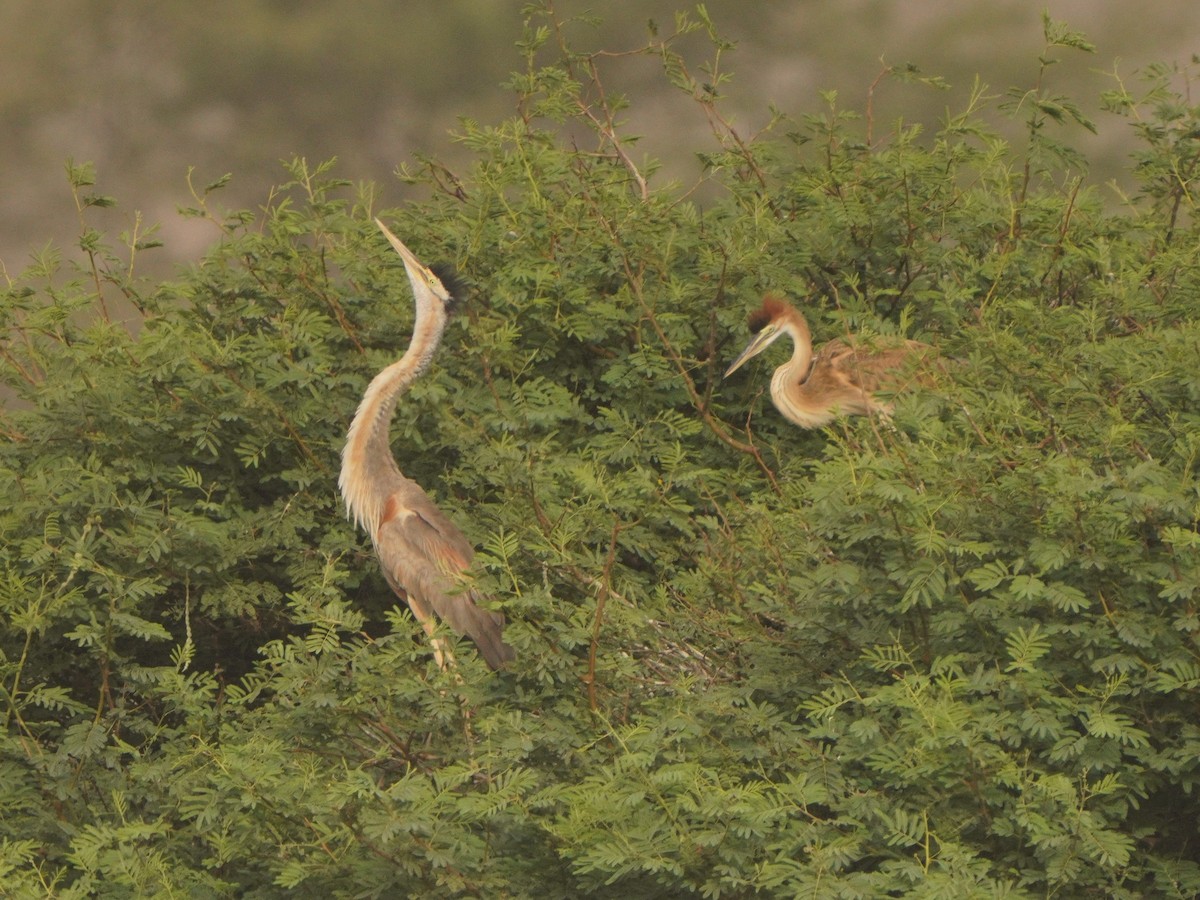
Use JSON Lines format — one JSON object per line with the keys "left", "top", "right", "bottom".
{"left": 782, "top": 309, "right": 814, "bottom": 380}
{"left": 340, "top": 308, "right": 445, "bottom": 535}
{"left": 770, "top": 309, "right": 830, "bottom": 427}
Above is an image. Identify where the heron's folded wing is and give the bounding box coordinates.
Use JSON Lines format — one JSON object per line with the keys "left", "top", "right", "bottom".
{"left": 374, "top": 491, "right": 514, "bottom": 669}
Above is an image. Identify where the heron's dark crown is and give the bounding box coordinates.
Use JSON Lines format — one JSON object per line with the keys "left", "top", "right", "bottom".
{"left": 429, "top": 263, "right": 468, "bottom": 313}
{"left": 748, "top": 294, "right": 790, "bottom": 334}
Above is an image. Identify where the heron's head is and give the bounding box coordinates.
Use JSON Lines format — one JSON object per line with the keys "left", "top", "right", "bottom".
{"left": 723, "top": 294, "right": 792, "bottom": 377}
{"left": 375, "top": 218, "right": 465, "bottom": 316}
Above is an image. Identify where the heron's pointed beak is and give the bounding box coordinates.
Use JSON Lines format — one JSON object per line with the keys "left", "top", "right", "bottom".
{"left": 724, "top": 324, "right": 783, "bottom": 378}
{"left": 375, "top": 218, "right": 440, "bottom": 292}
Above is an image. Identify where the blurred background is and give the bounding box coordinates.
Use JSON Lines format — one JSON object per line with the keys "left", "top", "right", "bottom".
{"left": 1, "top": 0, "right": 1196, "bottom": 278}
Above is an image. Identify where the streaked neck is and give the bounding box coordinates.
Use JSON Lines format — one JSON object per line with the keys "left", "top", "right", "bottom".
{"left": 339, "top": 308, "right": 445, "bottom": 535}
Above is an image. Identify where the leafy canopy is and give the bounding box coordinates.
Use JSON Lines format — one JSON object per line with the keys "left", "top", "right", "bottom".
{"left": 2, "top": 6, "right": 1199, "bottom": 897}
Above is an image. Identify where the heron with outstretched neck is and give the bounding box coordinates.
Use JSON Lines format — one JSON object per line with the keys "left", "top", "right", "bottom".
{"left": 339, "top": 219, "right": 514, "bottom": 670}
{"left": 724, "top": 294, "right": 930, "bottom": 428}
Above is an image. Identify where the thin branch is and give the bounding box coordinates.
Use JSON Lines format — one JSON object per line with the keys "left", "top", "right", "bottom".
{"left": 586, "top": 517, "right": 623, "bottom": 713}
{"left": 577, "top": 57, "right": 649, "bottom": 201}
{"left": 586, "top": 208, "right": 781, "bottom": 492}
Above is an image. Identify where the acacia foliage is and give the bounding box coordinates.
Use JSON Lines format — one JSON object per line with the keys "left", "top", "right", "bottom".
{"left": 2, "top": 7, "right": 1199, "bottom": 897}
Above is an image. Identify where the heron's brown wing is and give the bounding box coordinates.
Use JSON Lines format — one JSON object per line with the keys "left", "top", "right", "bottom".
{"left": 379, "top": 485, "right": 476, "bottom": 573}
{"left": 819, "top": 338, "right": 930, "bottom": 395}
{"left": 799, "top": 340, "right": 874, "bottom": 416}
{"left": 374, "top": 488, "right": 514, "bottom": 669}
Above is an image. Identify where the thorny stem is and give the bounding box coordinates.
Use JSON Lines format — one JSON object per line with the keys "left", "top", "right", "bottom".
{"left": 524, "top": 473, "right": 633, "bottom": 613}
{"left": 1040, "top": 176, "right": 1083, "bottom": 301}
{"left": 586, "top": 206, "right": 781, "bottom": 492}
{"left": 70, "top": 205, "right": 111, "bottom": 325}
{"left": 577, "top": 56, "right": 649, "bottom": 200}
{"left": 314, "top": 247, "right": 364, "bottom": 353}
{"left": 538, "top": 1, "right": 769, "bottom": 198}
{"left": 185, "top": 167, "right": 236, "bottom": 237}
{"left": 866, "top": 63, "right": 888, "bottom": 146}
{"left": 413, "top": 159, "right": 469, "bottom": 202}
{"left": 586, "top": 517, "right": 624, "bottom": 713}
{"left": 0, "top": 344, "right": 40, "bottom": 388}
{"left": 658, "top": 48, "right": 771, "bottom": 192}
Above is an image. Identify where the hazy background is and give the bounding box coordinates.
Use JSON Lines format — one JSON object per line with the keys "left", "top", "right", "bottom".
{"left": 2, "top": 0, "right": 1197, "bottom": 278}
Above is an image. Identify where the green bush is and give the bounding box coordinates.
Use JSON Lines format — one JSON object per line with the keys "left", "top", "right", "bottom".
{"left": 2, "top": 7, "right": 1198, "bottom": 897}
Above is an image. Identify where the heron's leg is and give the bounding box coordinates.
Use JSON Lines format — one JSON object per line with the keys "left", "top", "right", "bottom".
{"left": 416, "top": 617, "right": 475, "bottom": 750}
{"left": 406, "top": 594, "right": 457, "bottom": 671}
{"left": 428, "top": 632, "right": 457, "bottom": 671}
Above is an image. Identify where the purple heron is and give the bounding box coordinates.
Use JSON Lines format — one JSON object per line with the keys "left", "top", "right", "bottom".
{"left": 339, "top": 219, "right": 514, "bottom": 670}
{"left": 724, "top": 294, "right": 930, "bottom": 428}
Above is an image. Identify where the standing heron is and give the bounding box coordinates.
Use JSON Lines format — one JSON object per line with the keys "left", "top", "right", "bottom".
{"left": 724, "top": 294, "right": 930, "bottom": 429}
{"left": 339, "top": 219, "right": 514, "bottom": 670}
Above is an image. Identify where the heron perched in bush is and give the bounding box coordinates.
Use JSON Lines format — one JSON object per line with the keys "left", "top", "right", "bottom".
{"left": 724, "top": 294, "right": 931, "bottom": 429}
{"left": 339, "top": 220, "right": 514, "bottom": 670}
